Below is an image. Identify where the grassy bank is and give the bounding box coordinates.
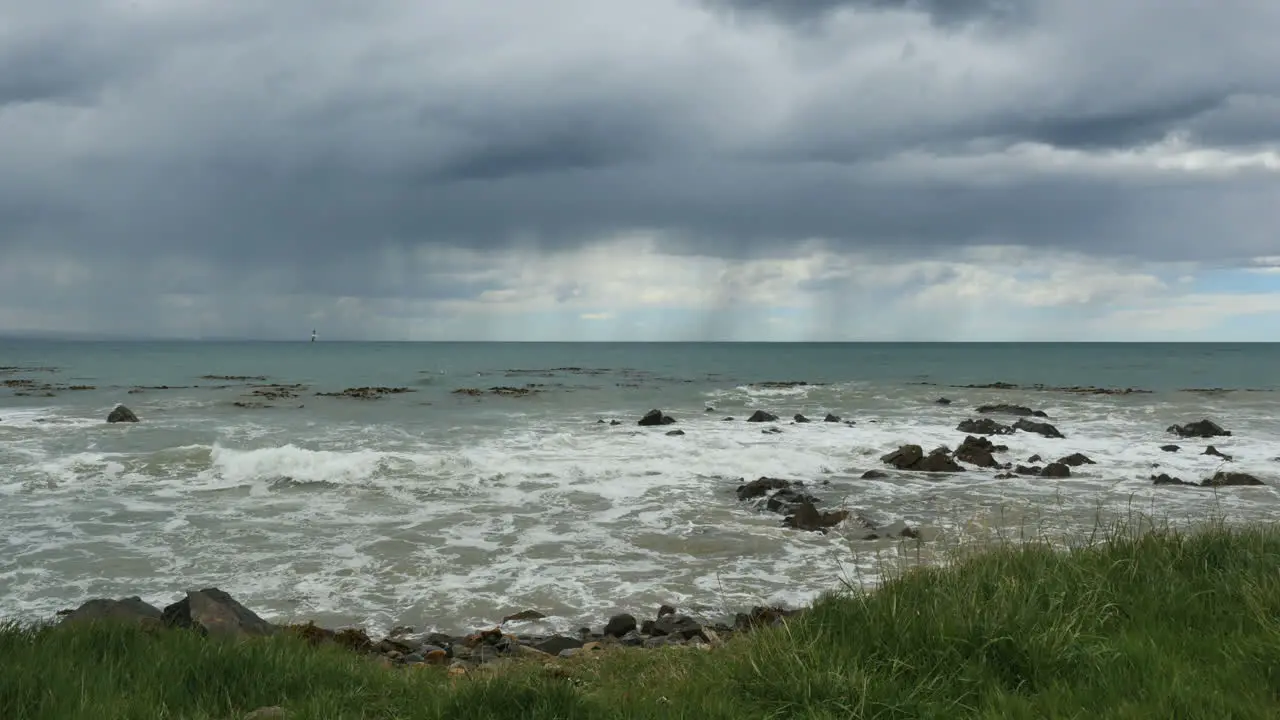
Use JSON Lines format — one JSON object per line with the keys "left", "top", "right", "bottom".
{"left": 5, "top": 518, "right": 1280, "bottom": 719}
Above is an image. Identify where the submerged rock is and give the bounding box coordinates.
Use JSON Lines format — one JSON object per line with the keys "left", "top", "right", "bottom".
{"left": 1057, "top": 452, "right": 1095, "bottom": 466}
{"left": 747, "top": 410, "right": 779, "bottom": 423}
{"left": 782, "top": 502, "right": 849, "bottom": 533}
{"left": 1152, "top": 473, "right": 1197, "bottom": 487}
{"left": 881, "top": 444, "right": 963, "bottom": 473}
{"left": 793, "top": 413, "right": 811, "bottom": 423}
{"left": 1203, "top": 471, "right": 1264, "bottom": 487}
{"left": 638, "top": 409, "right": 676, "bottom": 426}
{"left": 956, "top": 418, "right": 1014, "bottom": 436}
{"left": 976, "top": 403, "right": 1049, "bottom": 418}
{"left": 1160, "top": 444, "right": 1181, "bottom": 452}
{"left": 1013, "top": 418, "right": 1064, "bottom": 439}
{"left": 823, "top": 413, "right": 841, "bottom": 422}
{"left": 1202, "top": 445, "right": 1232, "bottom": 461}
{"left": 1041, "top": 462, "right": 1071, "bottom": 478}
{"left": 736, "top": 477, "right": 795, "bottom": 501}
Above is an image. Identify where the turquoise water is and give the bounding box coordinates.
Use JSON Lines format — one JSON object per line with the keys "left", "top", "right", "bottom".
{"left": 2, "top": 341, "right": 1279, "bottom": 634}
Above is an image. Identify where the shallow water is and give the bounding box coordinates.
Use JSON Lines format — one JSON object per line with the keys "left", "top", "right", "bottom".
{"left": 2, "top": 341, "right": 1278, "bottom": 634}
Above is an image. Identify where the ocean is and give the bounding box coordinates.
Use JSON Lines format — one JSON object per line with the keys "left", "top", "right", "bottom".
{"left": 2, "top": 340, "right": 1278, "bottom": 635}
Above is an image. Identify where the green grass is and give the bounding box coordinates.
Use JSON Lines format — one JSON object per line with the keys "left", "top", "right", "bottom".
{"left": 6, "top": 516, "right": 1280, "bottom": 719}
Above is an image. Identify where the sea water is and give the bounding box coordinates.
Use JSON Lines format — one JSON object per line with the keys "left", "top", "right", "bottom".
{"left": 2, "top": 341, "right": 1278, "bottom": 634}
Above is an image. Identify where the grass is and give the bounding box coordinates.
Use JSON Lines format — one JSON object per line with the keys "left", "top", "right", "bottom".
{"left": 5, "top": 516, "right": 1280, "bottom": 719}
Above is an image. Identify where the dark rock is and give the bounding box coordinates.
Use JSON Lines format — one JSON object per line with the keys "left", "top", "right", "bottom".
{"left": 736, "top": 477, "right": 795, "bottom": 501}
{"left": 644, "top": 635, "right": 686, "bottom": 649}
{"left": 861, "top": 469, "right": 889, "bottom": 479}
{"left": 610, "top": 420, "right": 622, "bottom": 426}
{"left": 1160, "top": 444, "right": 1181, "bottom": 452}
{"left": 1152, "top": 473, "right": 1197, "bottom": 487}
{"left": 860, "top": 519, "right": 920, "bottom": 540}
{"left": 722, "top": 417, "right": 734, "bottom": 421}
{"left": 747, "top": 410, "right": 779, "bottom": 423}
{"left": 1167, "top": 419, "right": 1231, "bottom": 439}
{"left": 161, "top": 588, "right": 276, "bottom": 638}
{"left": 823, "top": 413, "right": 841, "bottom": 422}
{"left": 324, "top": 386, "right": 415, "bottom": 399}
{"left": 956, "top": 418, "right": 1014, "bottom": 436}
{"left": 917, "top": 449, "right": 963, "bottom": 472}
{"left": 1014, "top": 465, "right": 1041, "bottom": 476}
{"left": 960, "top": 435, "right": 1007, "bottom": 453}
{"left": 651, "top": 614, "right": 703, "bottom": 639}
{"left": 782, "top": 502, "right": 850, "bottom": 533}
{"left": 638, "top": 409, "right": 676, "bottom": 426}
{"left": 766, "top": 487, "right": 822, "bottom": 513}
{"left": 976, "top": 403, "right": 1049, "bottom": 418}
{"left": 501, "top": 609, "right": 546, "bottom": 623}
{"left": 59, "top": 597, "right": 162, "bottom": 626}
{"left": 618, "top": 630, "right": 645, "bottom": 647}
{"left": 1203, "top": 472, "right": 1264, "bottom": 487}
{"left": 657, "top": 604, "right": 677, "bottom": 618}
{"left": 794, "top": 414, "right": 811, "bottom": 423}
{"left": 534, "top": 635, "right": 584, "bottom": 655}
{"left": 1013, "top": 418, "right": 1064, "bottom": 439}
{"left": 1027, "top": 454, "right": 1043, "bottom": 463}
{"left": 762, "top": 427, "right": 783, "bottom": 435}
{"left": 881, "top": 444, "right": 963, "bottom": 472}
{"left": 705, "top": 407, "right": 715, "bottom": 412}
{"left": 935, "top": 397, "right": 952, "bottom": 405}
{"left": 1057, "top": 453, "right": 1095, "bottom": 466}
{"left": 1042, "top": 462, "right": 1071, "bottom": 478}
{"left": 1203, "top": 445, "right": 1232, "bottom": 461}
{"left": 954, "top": 436, "right": 999, "bottom": 468}
{"left": 107, "top": 405, "right": 139, "bottom": 423}
{"left": 603, "top": 613, "right": 637, "bottom": 637}
{"left": 734, "top": 606, "right": 799, "bottom": 630}
{"left": 994, "top": 472, "right": 1017, "bottom": 479}
{"left": 665, "top": 429, "right": 685, "bottom": 436}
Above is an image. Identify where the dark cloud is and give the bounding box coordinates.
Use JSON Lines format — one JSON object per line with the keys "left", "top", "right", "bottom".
{"left": 0, "top": 0, "right": 1279, "bottom": 337}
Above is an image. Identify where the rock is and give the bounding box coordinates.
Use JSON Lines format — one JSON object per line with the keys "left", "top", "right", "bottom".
{"left": 722, "top": 417, "right": 734, "bottom": 421}
{"left": 1057, "top": 453, "right": 1095, "bottom": 466}
{"left": 243, "top": 708, "right": 287, "bottom": 720}
{"left": 1042, "top": 462, "right": 1071, "bottom": 478}
{"left": 1167, "top": 419, "right": 1231, "bottom": 439}
{"left": 59, "top": 596, "right": 163, "bottom": 626}
{"left": 762, "top": 427, "right": 783, "bottom": 434}
{"left": 994, "top": 472, "right": 1017, "bottom": 479}
{"left": 782, "top": 502, "right": 849, "bottom": 533}
{"left": 860, "top": 469, "right": 889, "bottom": 479}
{"left": 603, "top": 614, "right": 637, "bottom": 638}
{"left": 651, "top": 614, "right": 703, "bottom": 639}
{"left": 1013, "top": 418, "right": 1064, "bottom": 439}
{"left": 736, "top": 477, "right": 795, "bottom": 501}
{"left": 501, "top": 609, "right": 546, "bottom": 624}
{"left": 161, "top": 588, "right": 276, "bottom": 638}
{"left": 954, "top": 436, "right": 999, "bottom": 468}
{"left": 793, "top": 413, "right": 811, "bottom": 423}
{"left": 657, "top": 604, "right": 677, "bottom": 618}
{"left": 766, "top": 487, "right": 821, "bottom": 513}
{"left": 1203, "top": 445, "right": 1233, "bottom": 461}
{"left": 705, "top": 407, "right": 715, "bottom": 412}
{"left": 747, "top": 410, "right": 778, "bottom": 422}
{"left": 1160, "top": 444, "right": 1181, "bottom": 452}
{"left": 956, "top": 418, "right": 1013, "bottom": 436}
{"left": 1203, "top": 472, "right": 1264, "bottom": 487}
{"left": 638, "top": 409, "right": 676, "bottom": 426}
{"left": 665, "top": 429, "right": 685, "bottom": 436}
{"left": 107, "top": 405, "right": 139, "bottom": 423}
{"left": 823, "top": 413, "right": 841, "bottom": 422}
{"left": 935, "top": 397, "right": 952, "bottom": 405}
{"left": 1027, "top": 454, "right": 1043, "bottom": 463}
{"left": 976, "top": 403, "right": 1049, "bottom": 418}
{"left": 880, "top": 444, "right": 963, "bottom": 473}
{"left": 1014, "top": 465, "right": 1041, "bottom": 476}
{"left": 860, "top": 519, "right": 920, "bottom": 540}
{"left": 1152, "top": 473, "right": 1197, "bottom": 487}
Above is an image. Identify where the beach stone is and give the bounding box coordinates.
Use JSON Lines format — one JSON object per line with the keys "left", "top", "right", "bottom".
{"left": 1203, "top": 445, "right": 1233, "bottom": 461}
{"left": 534, "top": 635, "right": 584, "bottom": 655}
{"left": 243, "top": 708, "right": 286, "bottom": 720}
{"left": 1160, "top": 444, "right": 1181, "bottom": 452}
{"left": 1203, "top": 471, "right": 1264, "bottom": 487}
{"left": 956, "top": 418, "right": 1013, "bottom": 436}
{"left": 736, "top": 477, "right": 795, "bottom": 501}
{"left": 1014, "top": 418, "right": 1064, "bottom": 439}
{"left": 651, "top": 613, "right": 703, "bottom": 639}
{"left": 747, "top": 410, "right": 778, "bottom": 422}
{"left": 1167, "top": 419, "right": 1231, "bottom": 438}
{"left": 1042, "top": 462, "right": 1071, "bottom": 478}
{"left": 793, "top": 413, "right": 811, "bottom": 423}
{"left": 106, "top": 405, "right": 139, "bottom": 423}
{"left": 161, "top": 588, "right": 276, "bottom": 638}
{"left": 782, "top": 501, "right": 849, "bottom": 533}
{"left": 59, "top": 596, "right": 163, "bottom": 626}
{"left": 603, "top": 613, "right": 637, "bottom": 638}
{"left": 1058, "top": 453, "right": 1095, "bottom": 466}
{"left": 976, "top": 403, "right": 1049, "bottom": 418}
{"left": 638, "top": 409, "right": 676, "bottom": 426}
{"left": 823, "top": 413, "right": 841, "bottom": 422}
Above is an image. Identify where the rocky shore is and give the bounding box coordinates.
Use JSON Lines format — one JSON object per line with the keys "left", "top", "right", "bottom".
{"left": 54, "top": 588, "right": 800, "bottom": 676}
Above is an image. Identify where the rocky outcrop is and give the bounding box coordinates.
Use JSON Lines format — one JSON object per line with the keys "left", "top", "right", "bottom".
{"left": 976, "top": 403, "right": 1049, "bottom": 418}
{"left": 59, "top": 596, "right": 162, "bottom": 626}
{"left": 107, "top": 405, "right": 139, "bottom": 423}
{"left": 956, "top": 418, "right": 1014, "bottom": 436}
{"left": 881, "top": 444, "right": 964, "bottom": 473}
{"left": 935, "top": 397, "right": 952, "bottom": 405}
{"left": 793, "top": 414, "right": 811, "bottom": 423}
{"left": 1166, "top": 419, "right": 1231, "bottom": 439}
{"left": 1041, "top": 462, "right": 1071, "bottom": 478}
{"left": 953, "top": 435, "right": 1003, "bottom": 468}
{"left": 1013, "top": 418, "right": 1064, "bottom": 439}
{"left": 161, "top": 588, "right": 277, "bottom": 638}
{"left": 747, "top": 410, "right": 779, "bottom": 422}
{"left": 638, "top": 409, "right": 676, "bottom": 426}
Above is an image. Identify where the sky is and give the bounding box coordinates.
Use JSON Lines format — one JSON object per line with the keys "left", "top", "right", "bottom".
{"left": 2, "top": 0, "right": 1279, "bottom": 341}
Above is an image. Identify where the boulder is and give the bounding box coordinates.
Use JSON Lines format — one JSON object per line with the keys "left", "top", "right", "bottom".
{"left": 823, "top": 413, "right": 841, "bottom": 422}
{"left": 1013, "top": 418, "right": 1064, "bottom": 439}
{"left": 935, "top": 397, "right": 952, "bottom": 405}
{"left": 638, "top": 409, "right": 676, "bottom": 426}
{"left": 881, "top": 444, "right": 923, "bottom": 469}
{"left": 501, "top": 609, "right": 546, "bottom": 624}
{"left": 881, "top": 444, "right": 963, "bottom": 473}
{"left": 161, "top": 588, "right": 277, "bottom": 638}
{"left": 1152, "top": 473, "right": 1197, "bottom": 487}
{"left": 1160, "top": 444, "right": 1180, "bottom": 452}
{"left": 860, "top": 469, "right": 889, "bottom": 479}
{"left": 1166, "top": 419, "right": 1230, "bottom": 439}
{"left": 793, "top": 414, "right": 811, "bottom": 423}
{"left": 766, "top": 487, "right": 822, "bottom": 513}
{"left": 782, "top": 502, "right": 849, "bottom": 533}
{"left": 976, "top": 403, "right": 1048, "bottom": 418}
{"left": 859, "top": 519, "right": 920, "bottom": 540}
{"left": 603, "top": 613, "right": 637, "bottom": 638}
{"left": 1014, "top": 465, "right": 1041, "bottom": 476}
{"left": 1203, "top": 445, "right": 1232, "bottom": 461}
{"left": 1057, "top": 453, "right": 1095, "bottom": 466}
{"left": 665, "top": 429, "right": 685, "bottom": 436}
{"left": 534, "top": 635, "right": 585, "bottom": 655}
{"left": 735, "top": 477, "right": 794, "bottom": 501}
{"left": 650, "top": 614, "right": 703, "bottom": 640}
{"left": 107, "top": 405, "right": 139, "bottom": 423}
{"left": 956, "top": 418, "right": 1014, "bottom": 436}
{"left": 954, "top": 436, "right": 1000, "bottom": 468}
{"left": 59, "top": 596, "right": 162, "bottom": 626}
{"left": 747, "top": 410, "right": 779, "bottom": 422}
{"left": 916, "top": 449, "right": 964, "bottom": 473}
{"left": 1203, "top": 472, "right": 1264, "bottom": 487}
{"left": 1042, "top": 462, "right": 1071, "bottom": 478}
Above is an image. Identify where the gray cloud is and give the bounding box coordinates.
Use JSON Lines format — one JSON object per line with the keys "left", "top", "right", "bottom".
{"left": 1, "top": 0, "right": 1279, "bottom": 337}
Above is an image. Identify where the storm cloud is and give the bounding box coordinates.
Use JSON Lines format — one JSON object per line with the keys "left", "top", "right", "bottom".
{"left": 1, "top": 0, "right": 1278, "bottom": 339}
